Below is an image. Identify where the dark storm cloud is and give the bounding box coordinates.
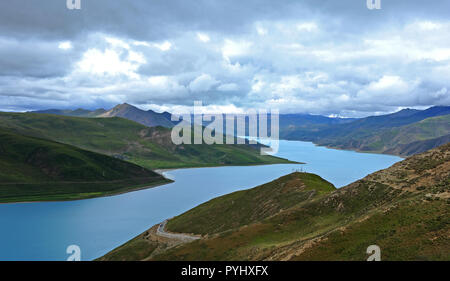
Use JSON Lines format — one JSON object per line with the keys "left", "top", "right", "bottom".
{"left": 0, "top": 37, "right": 83, "bottom": 78}
{"left": 0, "top": 0, "right": 304, "bottom": 40}
{"left": 0, "top": 0, "right": 449, "bottom": 115}
{"left": 1, "top": 0, "right": 448, "bottom": 41}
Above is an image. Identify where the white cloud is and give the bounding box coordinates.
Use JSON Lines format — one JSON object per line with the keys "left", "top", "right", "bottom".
{"left": 416, "top": 21, "right": 442, "bottom": 31}
{"left": 189, "top": 73, "right": 220, "bottom": 92}
{"left": 76, "top": 48, "right": 142, "bottom": 78}
{"left": 143, "top": 103, "right": 246, "bottom": 114}
{"left": 366, "top": 75, "right": 409, "bottom": 92}
{"left": 197, "top": 32, "right": 210, "bottom": 42}
{"left": 1, "top": 2, "right": 450, "bottom": 116}
{"left": 256, "top": 25, "right": 268, "bottom": 36}
{"left": 146, "top": 75, "right": 188, "bottom": 97}
{"left": 132, "top": 40, "right": 151, "bottom": 47}
{"left": 222, "top": 39, "right": 253, "bottom": 59}
{"left": 153, "top": 41, "right": 172, "bottom": 51}
{"left": 58, "top": 41, "right": 72, "bottom": 50}
{"left": 296, "top": 22, "right": 318, "bottom": 32}
{"left": 250, "top": 76, "right": 265, "bottom": 94}
{"left": 105, "top": 37, "right": 130, "bottom": 49}
{"left": 356, "top": 76, "right": 421, "bottom": 106}
{"left": 217, "top": 83, "right": 238, "bottom": 92}
{"left": 128, "top": 50, "right": 146, "bottom": 63}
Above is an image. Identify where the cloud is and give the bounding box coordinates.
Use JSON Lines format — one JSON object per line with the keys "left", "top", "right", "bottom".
{"left": 197, "top": 33, "right": 210, "bottom": 43}
{"left": 296, "top": 22, "right": 318, "bottom": 32}
{"left": 76, "top": 48, "right": 141, "bottom": 77}
{"left": 0, "top": 1, "right": 449, "bottom": 116}
{"left": 0, "top": 37, "right": 81, "bottom": 78}
{"left": 217, "top": 83, "right": 239, "bottom": 92}
{"left": 356, "top": 76, "right": 420, "bottom": 105}
{"left": 222, "top": 39, "right": 253, "bottom": 60}
{"left": 152, "top": 41, "right": 172, "bottom": 51}
{"left": 58, "top": 41, "right": 73, "bottom": 50}
{"left": 189, "top": 74, "right": 220, "bottom": 92}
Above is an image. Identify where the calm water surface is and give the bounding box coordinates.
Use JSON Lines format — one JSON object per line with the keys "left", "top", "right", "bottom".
{"left": 0, "top": 140, "right": 401, "bottom": 260}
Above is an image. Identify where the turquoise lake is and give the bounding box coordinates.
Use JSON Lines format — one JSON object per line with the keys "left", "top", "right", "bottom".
{"left": 0, "top": 140, "right": 401, "bottom": 260}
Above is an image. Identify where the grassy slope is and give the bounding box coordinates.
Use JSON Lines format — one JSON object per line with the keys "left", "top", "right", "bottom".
{"left": 101, "top": 143, "right": 449, "bottom": 261}
{"left": 100, "top": 233, "right": 160, "bottom": 261}
{"left": 99, "top": 172, "right": 336, "bottom": 260}
{"left": 166, "top": 173, "right": 336, "bottom": 235}
{"left": 0, "top": 112, "right": 294, "bottom": 170}
{"left": 335, "top": 114, "right": 450, "bottom": 154}
{"left": 0, "top": 129, "right": 170, "bottom": 203}
{"left": 293, "top": 199, "right": 449, "bottom": 260}
{"left": 283, "top": 114, "right": 450, "bottom": 156}
{"left": 384, "top": 133, "right": 450, "bottom": 156}
{"left": 290, "top": 143, "right": 450, "bottom": 260}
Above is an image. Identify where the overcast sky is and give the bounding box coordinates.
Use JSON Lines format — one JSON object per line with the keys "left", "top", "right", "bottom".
{"left": 0, "top": 0, "right": 449, "bottom": 117}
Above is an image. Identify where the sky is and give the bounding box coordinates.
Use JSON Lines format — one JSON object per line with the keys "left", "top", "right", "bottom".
{"left": 0, "top": 0, "right": 449, "bottom": 117}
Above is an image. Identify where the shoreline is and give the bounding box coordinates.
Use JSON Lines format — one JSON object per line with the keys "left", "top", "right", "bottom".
{"left": 1, "top": 161, "right": 303, "bottom": 205}
{"left": 280, "top": 138, "right": 407, "bottom": 159}
{"left": 1, "top": 140, "right": 402, "bottom": 205}
{"left": 1, "top": 139, "right": 401, "bottom": 205}
{"left": 0, "top": 178, "right": 173, "bottom": 205}
{"left": 154, "top": 160, "right": 304, "bottom": 175}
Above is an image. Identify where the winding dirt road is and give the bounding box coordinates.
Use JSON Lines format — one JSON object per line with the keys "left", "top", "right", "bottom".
{"left": 156, "top": 220, "right": 201, "bottom": 242}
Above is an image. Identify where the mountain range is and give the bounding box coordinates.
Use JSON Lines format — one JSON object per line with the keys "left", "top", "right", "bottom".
{"left": 0, "top": 112, "right": 292, "bottom": 172}
{"left": 98, "top": 103, "right": 175, "bottom": 128}
{"left": 280, "top": 106, "right": 450, "bottom": 156}
{"left": 33, "top": 103, "right": 174, "bottom": 128}
{"left": 32, "top": 104, "right": 450, "bottom": 156}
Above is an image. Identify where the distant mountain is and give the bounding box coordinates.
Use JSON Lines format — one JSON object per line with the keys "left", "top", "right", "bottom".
{"left": 0, "top": 128, "right": 170, "bottom": 203}
{"left": 33, "top": 104, "right": 174, "bottom": 128}
{"left": 31, "top": 104, "right": 450, "bottom": 156}
{"left": 0, "top": 112, "right": 294, "bottom": 170}
{"left": 279, "top": 114, "right": 357, "bottom": 128}
{"left": 99, "top": 103, "right": 174, "bottom": 128}
{"left": 281, "top": 106, "right": 450, "bottom": 156}
{"left": 332, "top": 106, "right": 450, "bottom": 131}
{"left": 100, "top": 143, "right": 450, "bottom": 261}
{"left": 161, "top": 111, "right": 174, "bottom": 122}
{"left": 32, "top": 108, "right": 106, "bottom": 117}
{"left": 309, "top": 114, "right": 450, "bottom": 155}
{"left": 180, "top": 113, "right": 357, "bottom": 137}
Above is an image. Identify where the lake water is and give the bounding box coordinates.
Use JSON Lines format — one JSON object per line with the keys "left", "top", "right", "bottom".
{"left": 0, "top": 140, "right": 401, "bottom": 261}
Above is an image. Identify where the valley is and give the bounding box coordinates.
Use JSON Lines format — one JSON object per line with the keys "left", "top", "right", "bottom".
{"left": 0, "top": 104, "right": 448, "bottom": 260}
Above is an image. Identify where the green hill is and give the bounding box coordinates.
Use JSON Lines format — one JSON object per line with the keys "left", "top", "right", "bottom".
{"left": 321, "top": 114, "right": 450, "bottom": 156}
{"left": 384, "top": 133, "right": 450, "bottom": 156}
{"left": 100, "top": 143, "right": 449, "bottom": 261}
{"left": 0, "top": 112, "right": 294, "bottom": 170}
{"left": 282, "top": 107, "right": 450, "bottom": 156}
{"left": 99, "top": 172, "right": 336, "bottom": 261}
{"left": 0, "top": 129, "right": 170, "bottom": 203}
{"left": 166, "top": 173, "right": 335, "bottom": 235}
